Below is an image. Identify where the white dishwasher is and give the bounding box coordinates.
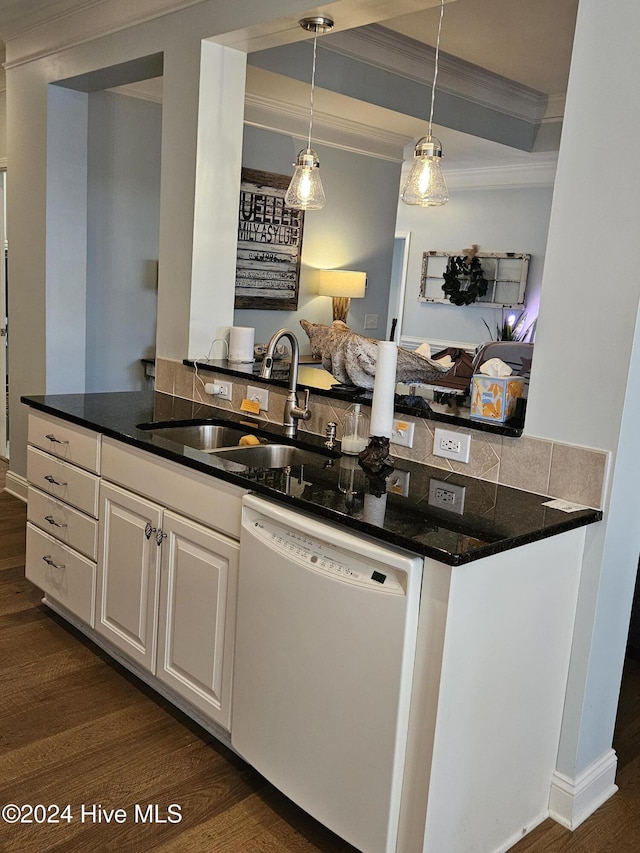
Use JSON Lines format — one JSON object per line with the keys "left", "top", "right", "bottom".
{"left": 232, "top": 494, "right": 424, "bottom": 853}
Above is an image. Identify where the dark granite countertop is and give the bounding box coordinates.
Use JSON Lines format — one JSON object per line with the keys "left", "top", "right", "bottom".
{"left": 21, "top": 390, "right": 601, "bottom": 566}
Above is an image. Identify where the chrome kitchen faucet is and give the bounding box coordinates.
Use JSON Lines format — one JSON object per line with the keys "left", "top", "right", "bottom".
{"left": 260, "top": 329, "right": 311, "bottom": 438}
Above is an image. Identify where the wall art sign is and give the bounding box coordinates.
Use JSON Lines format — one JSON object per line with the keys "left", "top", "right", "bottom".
{"left": 235, "top": 168, "right": 305, "bottom": 310}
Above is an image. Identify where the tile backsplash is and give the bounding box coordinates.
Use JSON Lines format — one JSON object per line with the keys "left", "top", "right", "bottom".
{"left": 156, "top": 358, "right": 608, "bottom": 509}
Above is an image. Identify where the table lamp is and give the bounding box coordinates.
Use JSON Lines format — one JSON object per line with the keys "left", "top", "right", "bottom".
{"left": 318, "top": 270, "right": 367, "bottom": 322}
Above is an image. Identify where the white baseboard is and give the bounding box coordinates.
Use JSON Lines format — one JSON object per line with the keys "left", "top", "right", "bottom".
{"left": 4, "top": 470, "right": 28, "bottom": 502}
{"left": 549, "top": 749, "right": 618, "bottom": 830}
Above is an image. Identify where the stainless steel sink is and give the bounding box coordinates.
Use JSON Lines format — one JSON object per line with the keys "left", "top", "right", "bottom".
{"left": 212, "top": 443, "right": 329, "bottom": 469}
{"left": 142, "top": 423, "right": 267, "bottom": 452}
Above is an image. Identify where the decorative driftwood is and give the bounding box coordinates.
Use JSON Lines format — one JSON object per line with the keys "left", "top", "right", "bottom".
{"left": 300, "top": 319, "right": 452, "bottom": 390}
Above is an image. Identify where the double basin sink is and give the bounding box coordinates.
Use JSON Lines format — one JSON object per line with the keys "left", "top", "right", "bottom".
{"left": 138, "top": 420, "right": 337, "bottom": 470}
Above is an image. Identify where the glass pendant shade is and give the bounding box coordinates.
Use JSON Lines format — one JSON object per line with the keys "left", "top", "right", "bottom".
{"left": 401, "top": 136, "right": 449, "bottom": 207}
{"left": 285, "top": 148, "right": 326, "bottom": 210}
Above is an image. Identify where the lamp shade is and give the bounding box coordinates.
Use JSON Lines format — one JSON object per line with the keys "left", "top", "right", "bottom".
{"left": 317, "top": 270, "right": 367, "bottom": 299}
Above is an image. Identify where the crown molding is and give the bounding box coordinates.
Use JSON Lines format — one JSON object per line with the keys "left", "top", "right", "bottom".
{"left": 108, "top": 81, "right": 163, "bottom": 103}
{"left": 2, "top": 0, "right": 204, "bottom": 68}
{"left": 438, "top": 159, "right": 557, "bottom": 190}
{"left": 544, "top": 93, "right": 566, "bottom": 122}
{"left": 246, "top": 88, "right": 557, "bottom": 186}
{"left": 244, "top": 92, "right": 407, "bottom": 163}
{"left": 324, "top": 24, "right": 550, "bottom": 125}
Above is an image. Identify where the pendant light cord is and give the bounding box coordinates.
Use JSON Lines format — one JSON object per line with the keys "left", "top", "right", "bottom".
{"left": 427, "top": 0, "right": 445, "bottom": 139}
{"left": 307, "top": 27, "right": 319, "bottom": 150}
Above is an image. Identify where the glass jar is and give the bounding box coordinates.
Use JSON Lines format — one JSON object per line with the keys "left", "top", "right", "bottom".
{"left": 341, "top": 404, "right": 369, "bottom": 455}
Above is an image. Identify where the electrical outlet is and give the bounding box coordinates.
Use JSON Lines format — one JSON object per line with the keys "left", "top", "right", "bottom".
{"left": 428, "top": 479, "right": 466, "bottom": 514}
{"left": 433, "top": 427, "right": 471, "bottom": 463}
{"left": 247, "top": 385, "right": 269, "bottom": 411}
{"left": 204, "top": 379, "right": 233, "bottom": 399}
{"left": 364, "top": 313, "right": 378, "bottom": 330}
{"left": 217, "top": 380, "right": 233, "bottom": 400}
{"left": 390, "top": 419, "right": 415, "bottom": 448}
{"left": 387, "top": 470, "right": 410, "bottom": 497}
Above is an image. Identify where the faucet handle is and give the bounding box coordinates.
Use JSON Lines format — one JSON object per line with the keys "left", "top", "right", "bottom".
{"left": 300, "top": 388, "right": 311, "bottom": 419}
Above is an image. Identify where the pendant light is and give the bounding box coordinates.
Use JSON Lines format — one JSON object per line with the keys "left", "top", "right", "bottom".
{"left": 401, "top": 0, "right": 449, "bottom": 207}
{"left": 285, "top": 16, "right": 334, "bottom": 211}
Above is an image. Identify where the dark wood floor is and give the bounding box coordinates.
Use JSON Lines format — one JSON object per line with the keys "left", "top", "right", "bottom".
{"left": 1, "top": 462, "right": 639, "bottom": 852}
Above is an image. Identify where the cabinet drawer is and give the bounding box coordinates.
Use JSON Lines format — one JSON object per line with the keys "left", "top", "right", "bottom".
{"left": 25, "top": 523, "right": 96, "bottom": 626}
{"left": 28, "top": 412, "right": 101, "bottom": 473}
{"left": 27, "top": 446, "right": 99, "bottom": 517}
{"left": 102, "top": 438, "right": 246, "bottom": 539}
{"left": 28, "top": 486, "right": 98, "bottom": 561}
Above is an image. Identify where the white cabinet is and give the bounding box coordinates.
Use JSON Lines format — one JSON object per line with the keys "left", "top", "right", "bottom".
{"left": 25, "top": 413, "right": 100, "bottom": 626}
{"left": 25, "top": 524, "right": 96, "bottom": 625}
{"left": 25, "top": 413, "right": 246, "bottom": 733}
{"left": 27, "top": 410, "right": 101, "bottom": 472}
{"left": 96, "top": 481, "right": 163, "bottom": 671}
{"left": 27, "top": 485, "right": 98, "bottom": 561}
{"left": 27, "top": 446, "right": 99, "bottom": 516}
{"left": 98, "top": 439, "right": 245, "bottom": 729}
{"left": 157, "top": 511, "right": 239, "bottom": 730}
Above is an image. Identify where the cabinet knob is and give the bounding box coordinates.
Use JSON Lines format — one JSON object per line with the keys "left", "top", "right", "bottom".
{"left": 156, "top": 530, "right": 167, "bottom": 546}
{"left": 144, "top": 522, "right": 156, "bottom": 540}
{"left": 44, "top": 514, "right": 67, "bottom": 528}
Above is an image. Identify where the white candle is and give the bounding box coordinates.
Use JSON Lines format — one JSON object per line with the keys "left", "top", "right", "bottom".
{"left": 370, "top": 341, "right": 397, "bottom": 437}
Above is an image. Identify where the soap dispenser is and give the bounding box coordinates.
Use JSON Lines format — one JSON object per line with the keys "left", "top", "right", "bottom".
{"left": 341, "top": 404, "right": 369, "bottom": 455}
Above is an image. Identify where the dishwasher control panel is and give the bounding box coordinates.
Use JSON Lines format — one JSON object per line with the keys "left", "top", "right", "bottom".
{"left": 246, "top": 514, "right": 405, "bottom": 594}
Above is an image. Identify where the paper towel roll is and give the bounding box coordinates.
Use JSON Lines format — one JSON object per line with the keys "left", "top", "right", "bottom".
{"left": 370, "top": 341, "right": 397, "bottom": 437}
{"left": 228, "top": 327, "right": 255, "bottom": 363}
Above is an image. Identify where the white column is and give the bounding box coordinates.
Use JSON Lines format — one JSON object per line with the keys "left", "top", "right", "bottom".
{"left": 188, "top": 40, "right": 246, "bottom": 359}
{"left": 525, "top": 0, "right": 640, "bottom": 827}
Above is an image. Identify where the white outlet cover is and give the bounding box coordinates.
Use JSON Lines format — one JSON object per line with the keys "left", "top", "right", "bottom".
{"left": 216, "top": 380, "right": 233, "bottom": 400}
{"left": 247, "top": 385, "right": 269, "bottom": 411}
{"left": 387, "top": 470, "right": 410, "bottom": 497}
{"left": 390, "top": 419, "right": 415, "bottom": 448}
{"left": 433, "top": 427, "right": 471, "bottom": 463}
{"left": 428, "top": 478, "right": 466, "bottom": 514}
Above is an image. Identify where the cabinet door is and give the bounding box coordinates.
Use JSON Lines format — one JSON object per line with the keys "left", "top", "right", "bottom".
{"left": 156, "top": 510, "right": 239, "bottom": 730}
{"left": 96, "top": 482, "right": 163, "bottom": 672}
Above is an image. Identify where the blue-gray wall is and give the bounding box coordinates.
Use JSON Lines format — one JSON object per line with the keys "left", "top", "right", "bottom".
{"left": 86, "top": 91, "right": 161, "bottom": 391}
{"left": 395, "top": 184, "right": 554, "bottom": 347}
{"left": 236, "top": 124, "right": 401, "bottom": 350}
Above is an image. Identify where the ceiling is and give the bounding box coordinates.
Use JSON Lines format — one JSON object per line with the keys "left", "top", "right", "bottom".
{"left": 244, "top": 0, "right": 579, "bottom": 176}
{"left": 382, "top": 0, "right": 578, "bottom": 97}
{"left": 0, "top": 0, "right": 578, "bottom": 95}
{"left": 0, "top": 0, "right": 59, "bottom": 29}
{"left": 0, "top": 0, "right": 580, "bottom": 174}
